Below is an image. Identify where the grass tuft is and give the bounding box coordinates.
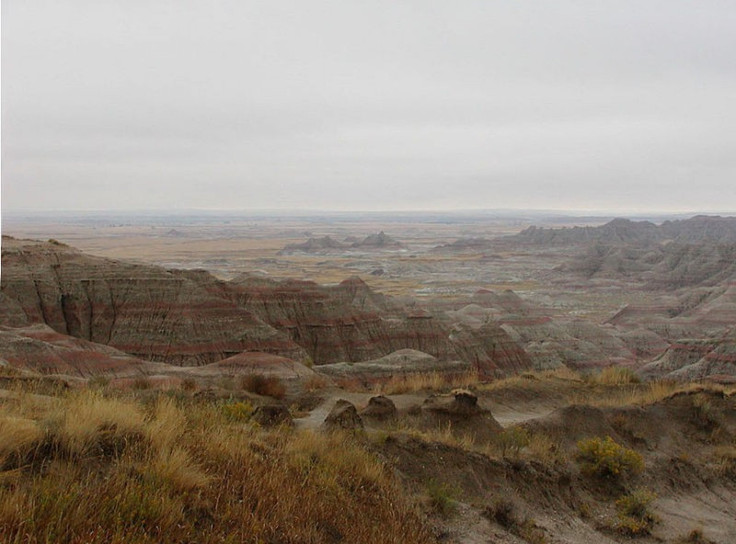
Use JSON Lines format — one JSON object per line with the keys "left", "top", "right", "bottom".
{"left": 594, "top": 366, "right": 640, "bottom": 385}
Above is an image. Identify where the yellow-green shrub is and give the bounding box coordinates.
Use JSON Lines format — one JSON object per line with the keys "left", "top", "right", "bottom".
{"left": 615, "top": 488, "right": 658, "bottom": 535}
{"left": 576, "top": 436, "right": 643, "bottom": 480}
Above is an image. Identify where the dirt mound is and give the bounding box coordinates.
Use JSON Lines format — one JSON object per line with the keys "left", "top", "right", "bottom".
{"left": 360, "top": 395, "right": 398, "bottom": 421}
{"left": 196, "top": 351, "right": 315, "bottom": 379}
{"left": 418, "top": 389, "right": 503, "bottom": 439}
{"left": 322, "top": 399, "right": 364, "bottom": 431}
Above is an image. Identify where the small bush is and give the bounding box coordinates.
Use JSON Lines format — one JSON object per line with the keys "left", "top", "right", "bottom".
{"left": 241, "top": 374, "right": 286, "bottom": 399}
{"left": 576, "top": 436, "right": 643, "bottom": 480}
{"left": 426, "top": 480, "right": 458, "bottom": 518}
{"left": 221, "top": 401, "right": 254, "bottom": 422}
{"left": 713, "top": 446, "right": 736, "bottom": 480}
{"left": 692, "top": 396, "right": 719, "bottom": 429}
{"left": 615, "top": 488, "right": 658, "bottom": 535}
{"left": 486, "top": 498, "right": 517, "bottom": 528}
{"left": 484, "top": 498, "right": 546, "bottom": 543}
{"left": 496, "top": 427, "right": 530, "bottom": 459}
{"left": 131, "top": 376, "right": 152, "bottom": 390}
{"left": 526, "top": 433, "right": 563, "bottom": 465}
{"left": 675, "top": 528, "right": 714, "bottom": 544}
{"left": 180, "top": 378, "right": 198, "bottom": 392}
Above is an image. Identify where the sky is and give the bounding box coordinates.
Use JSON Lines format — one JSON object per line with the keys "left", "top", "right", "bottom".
{"left": 2, "top": 1, "right": 736, "bottom": 213}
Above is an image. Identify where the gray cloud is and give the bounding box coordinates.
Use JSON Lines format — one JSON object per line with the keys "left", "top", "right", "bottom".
{"left": 3, "top": 1, "right": 736, "bottom": 212}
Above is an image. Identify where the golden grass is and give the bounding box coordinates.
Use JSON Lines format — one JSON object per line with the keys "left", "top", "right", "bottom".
{"left": 0, "top": 389, "right": 434, "bottom": 543}
{"left": 478, "top": 366, "right": 582, "bottom": 392}
{"left": 373, "top": 370, "right": 481, "bottom": 395}
{"left": 0, "top": 416, "right": 43, "bottom": 468}
{"left": 57, "top": 392, "right": 146, "bottom": 457}
{"left": 592, "top": 366, "right": 641, "bottom": 385}
{"left": 396, "top": 422, "right": 478, "bottom": 451}
{"left": 568, "top": 380, "right": 711, "bottom": 408}
{"left": 146, "top": 397, "right": 186, "bottom": 451}
{"left": 148, "top": 447, "right": 211, "bottom": 491}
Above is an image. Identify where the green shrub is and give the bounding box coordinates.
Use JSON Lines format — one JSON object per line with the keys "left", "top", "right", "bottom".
{"left": 576, "top": 436, "right": 643, "bottom": 480}
{"left": 426, "top": 480, "right": 458, "bottom": 518}
{"left": 615, "top": 488, "right": 658, "bottom": 535}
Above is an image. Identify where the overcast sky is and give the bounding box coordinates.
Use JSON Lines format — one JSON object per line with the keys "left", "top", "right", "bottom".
{"left": 2, "top": 1, "right": 735, "bottom": 212}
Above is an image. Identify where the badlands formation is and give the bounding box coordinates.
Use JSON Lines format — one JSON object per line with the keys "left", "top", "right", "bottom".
{"left": 1, "top": 214, "right": 735, "bottom": 543}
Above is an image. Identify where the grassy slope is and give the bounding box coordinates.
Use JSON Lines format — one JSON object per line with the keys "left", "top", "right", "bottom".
{"left": 0, "top": 390, "right": 432, "bottom": 544}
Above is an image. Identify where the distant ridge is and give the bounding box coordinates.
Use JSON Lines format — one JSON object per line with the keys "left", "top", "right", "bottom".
{"left": 510, "top": 215, "right": 736, "bottom": 246}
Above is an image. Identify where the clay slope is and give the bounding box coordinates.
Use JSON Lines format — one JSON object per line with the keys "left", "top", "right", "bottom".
{"left": 1, "top": 238, "right": 535, "bottom": 377}
{"left": 0, "top": 237, "right": 305, "bottom": 366}
{"left": 227, "top": 274, "right": 458, "bottom": 364}
{"left": 639, "top": 328, "right": 736, "bottom": 382}
{"left": 446, "top": 289, "right": 637, "bottom": 370}
{"left": 566, "top": 242, "right": 736, "bottom": 288}
{"left": 0, "top": 323, "right": 152, "bottom": 378}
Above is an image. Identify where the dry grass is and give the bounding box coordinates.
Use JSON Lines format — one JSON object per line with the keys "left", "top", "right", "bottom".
{"left": 593, "top": 366, "right": 640, "bottom": 385}
{"left": 568, "top": 380, "right": 706, "bottom": 408}
{"left": 0, "top": 416, "right": 44, "bottom": 469}
{"left": 303, "top": 374, "right": 331, "bottom": 392}
{"left": 373, "top": 370, "right": 481, "bottom": 395}
{"left": 0, "top": 389, "right": 433, "bottom": 544}
{"left": 240, "top": 373, "right": 287, "bottom": 399}
{"left": 146, "top": 397, "right": 186, "bottom": 451}
{"left": 147, "top": 447, "right": 211, "bottom": 491}
{"left": 55, "top": 392, "right": 147, "bottom": 457}
{"left": 479, "top": 366, "right": 582, "bottom": 392}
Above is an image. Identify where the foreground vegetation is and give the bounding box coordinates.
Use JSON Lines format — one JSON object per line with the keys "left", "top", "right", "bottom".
{"left": 0, "top": 389, "right": 432, "bottom": 543}
{"left": 1, "top": 367, "right": 734, "bottom": 543}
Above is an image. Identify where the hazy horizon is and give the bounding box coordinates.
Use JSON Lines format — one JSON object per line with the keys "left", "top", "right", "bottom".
{"left": 3, "top": 2, "right": 736, "bottom": 213}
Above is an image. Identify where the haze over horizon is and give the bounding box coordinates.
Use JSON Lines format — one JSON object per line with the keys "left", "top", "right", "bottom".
{"left": 3, "top": 1, "right": 736, "bottom": 213}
